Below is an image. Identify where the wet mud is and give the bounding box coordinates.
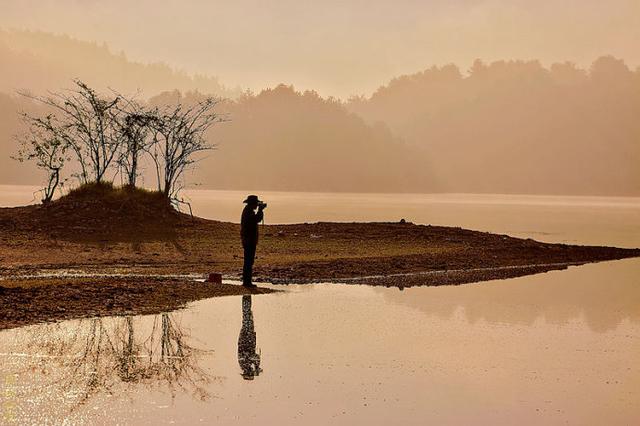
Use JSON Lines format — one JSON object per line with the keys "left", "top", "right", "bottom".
{"left": 0, "top": 277, "right": 274, "bottom": 330}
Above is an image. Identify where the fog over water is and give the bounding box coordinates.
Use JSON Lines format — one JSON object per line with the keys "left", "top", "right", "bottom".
{"left": 2, "top": 186, "right": 639, "bottom": 248}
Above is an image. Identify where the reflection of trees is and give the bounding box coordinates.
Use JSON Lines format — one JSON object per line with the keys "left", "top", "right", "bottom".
{"left": 23, "top": 312, "right": 214, "bottom": 408}
{"left": 238, "top": 295, "right": 262, "bottom": 380}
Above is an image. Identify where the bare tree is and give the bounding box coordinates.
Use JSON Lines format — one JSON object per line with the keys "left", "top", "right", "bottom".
{"left": 147, "top": 98, "right": 221, "bottom": 198}
{"left": 113, "top": 97, "right": 156, "bottom": 187}
{"left": 16, "top": 82, "right": 223, "bottom": 199}
{"left": 20, "top": 80, "right": 122, "bottom": 184}
{"left": 13, "top": 114, "right": 69, "bottom": 203}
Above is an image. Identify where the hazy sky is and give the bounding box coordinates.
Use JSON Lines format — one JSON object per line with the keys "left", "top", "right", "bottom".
{"left": 1, "top": 0, "right": 639, "bottom": 97}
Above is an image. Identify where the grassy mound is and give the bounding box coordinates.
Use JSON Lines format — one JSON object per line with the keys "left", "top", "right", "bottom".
{"left": 25, "top": 183, "right": 187, "bottom": 238}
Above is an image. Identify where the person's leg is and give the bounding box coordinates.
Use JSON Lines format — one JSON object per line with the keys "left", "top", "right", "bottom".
{"left": 242, "top": 245, "right": 250, "bottom": 284}
{"left": 247, "top": 245, "right": 256, "bottom": 283}
{"left": 243, "top": 244, "right": 256, "bottom": 285}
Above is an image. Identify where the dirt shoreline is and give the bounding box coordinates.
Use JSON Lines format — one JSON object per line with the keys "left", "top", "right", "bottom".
{"left": 2, "top": 212, "right": 638, "bottom": 281}
{"left": 0, "top": 277, "right": 275, "bottom": 331}
{"left": 1, "top": 194, "right": 639, "bottom": 330}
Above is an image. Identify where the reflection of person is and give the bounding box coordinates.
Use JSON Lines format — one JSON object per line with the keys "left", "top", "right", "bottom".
{"left": 240, "top": 195, "right": 266, "bottom": 287}
{"left": 238, "top": 295, "right": 262, "bottom": 380}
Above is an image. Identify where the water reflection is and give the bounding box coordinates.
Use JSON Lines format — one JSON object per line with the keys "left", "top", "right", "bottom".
{"left": 0, "top": 271, "right": 638, "bottom": 424}
{"left": 18, "top": 312, "right": 214, "bottom": 409}
{"left": 1, "top": 295, "right": 269, "bottom": 420}
{"left": 376, "top": 259, "right": 640, "bottom": 332}
{"left": 238, "top": 295, "right": 262, "bottom": 380}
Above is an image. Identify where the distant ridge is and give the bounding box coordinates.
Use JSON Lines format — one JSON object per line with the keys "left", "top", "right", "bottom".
{"left": 0, "top": 29, "right": 240, "bottom": 97}
{"left": 1, "top": 30, "right": 638, "bottom": 195}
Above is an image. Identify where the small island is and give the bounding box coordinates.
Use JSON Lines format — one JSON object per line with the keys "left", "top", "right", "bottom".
{"left": 1, "top": 183, "right": 638, "bottom": 330}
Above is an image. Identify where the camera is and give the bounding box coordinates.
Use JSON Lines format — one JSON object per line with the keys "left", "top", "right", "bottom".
{"left": 258, "top": 201, "right": 267, "bottom": 209}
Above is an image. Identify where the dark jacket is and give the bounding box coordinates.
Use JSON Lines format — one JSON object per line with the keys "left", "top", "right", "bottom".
{"left": 241, "top": 205, "right": 263, "bottom": 247}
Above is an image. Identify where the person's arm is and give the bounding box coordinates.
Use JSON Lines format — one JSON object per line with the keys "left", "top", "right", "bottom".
{"left": 255, "top": 208, "right": 264, "bottom": 223}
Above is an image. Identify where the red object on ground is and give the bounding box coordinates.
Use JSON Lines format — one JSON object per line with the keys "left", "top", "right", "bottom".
{"left": 207, "top": 273, "right": 223, "bottom": 284}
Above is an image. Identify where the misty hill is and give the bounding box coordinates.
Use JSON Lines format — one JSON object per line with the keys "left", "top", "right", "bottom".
{"left": 0, "top": 92, "right": 49, "bottom": 186}
{"left": 1, "top": 29, "right": 639, "bottom": 196}
{"left": 151, "top": 87, "right": 431, "bottom": 192}
{"left": 0, "top": 93, "right": 33, "bottom": 186}
{"left": 347, "top": 57, "right": 640, "bottom": 195}
{"left": 0, "top": 86, "right": 428, "bottom": 193}
{"left": 0, "top": 29, "right": 239, "bottom": 97}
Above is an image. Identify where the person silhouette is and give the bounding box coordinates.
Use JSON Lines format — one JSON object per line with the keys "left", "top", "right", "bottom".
{"left": 240, "top": 195, "right": 266, "bottom": 287}
{"left": 237, "top": 295, "right": 262, "bottom": 380}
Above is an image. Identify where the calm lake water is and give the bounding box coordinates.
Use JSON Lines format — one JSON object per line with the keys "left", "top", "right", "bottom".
{"left": 0, "top": 185, "right": 639, "bottom": 424}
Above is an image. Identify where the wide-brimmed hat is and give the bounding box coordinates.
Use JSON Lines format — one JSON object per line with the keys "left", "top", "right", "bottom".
{"left": 243, "top": 194, "right": 262, "bottom": 204}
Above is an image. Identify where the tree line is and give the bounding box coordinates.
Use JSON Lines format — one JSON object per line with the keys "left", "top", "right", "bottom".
{"left": 5, "top": 55, "right": 639, "bottom": 197}
{"left": 346, "top": 56, "right": 640, "bottom": 195}
{"left": 14, "top": 80, "right": 222, "bottom": 203}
